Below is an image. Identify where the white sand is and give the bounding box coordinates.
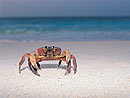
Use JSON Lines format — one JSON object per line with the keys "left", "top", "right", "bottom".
{"left": 0, "top": 41, "right": 130, "bottom": 98}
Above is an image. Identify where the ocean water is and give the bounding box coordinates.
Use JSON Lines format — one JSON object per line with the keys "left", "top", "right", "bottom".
{"left": 0, "top": 17, "right": 130, "bottom": 41}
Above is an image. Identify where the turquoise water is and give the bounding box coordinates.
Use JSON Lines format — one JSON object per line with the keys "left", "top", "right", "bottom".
{"left": 0, "top": 17, "right": 130, "bottom": 41}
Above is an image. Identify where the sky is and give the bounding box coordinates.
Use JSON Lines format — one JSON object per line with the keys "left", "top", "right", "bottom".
{"left": 0, "top": 0, "right": 130, "bottom": 17}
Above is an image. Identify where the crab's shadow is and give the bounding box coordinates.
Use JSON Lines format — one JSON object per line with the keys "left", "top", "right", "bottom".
{"left": 21, "top": 64, "right": 67, "bottom": 72}
{"left": 40, "top": 64, "right": 67, "bottom": 70}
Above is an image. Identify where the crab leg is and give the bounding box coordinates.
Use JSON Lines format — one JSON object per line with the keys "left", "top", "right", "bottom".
{"left": 19, "top": 51, "right": 40, "bottom": 76}
{"left": 19, "top": 53, "right": 30, "bottom": 74}
{"left": 28, "top": 58, "right": 33, "bottom": 72}
{"left": 55, "top": 49, "right": 73, "bottom": 75}
{"left": 55, "top": 49, "right": 71, "bottom": 63}
{"left": 29, "top": 52, "right": 40, "bottom": 76}
{"left": 65, "top": 60, "right": 71, "bottom": 75}
{"left": 55, "top": 50, "right": 77, "bottom": 74}
{"left": 31, "top": 66, "right": 40, "bottom": 76}
{"left": 58, "top": 60, "right": 62, "bottom": 68}
{"left": 28, "top": 58, "right": 40, "bottom": 76}
{"left": 36, "top": 62, "right": 41, "bottom": 70}
{"left": 71, "top": 55, "right": 77, "bottom": 74}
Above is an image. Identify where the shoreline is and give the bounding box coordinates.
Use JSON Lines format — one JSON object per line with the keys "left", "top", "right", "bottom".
{"left": 1, "top": 39, "right": 130, "bottom": 42}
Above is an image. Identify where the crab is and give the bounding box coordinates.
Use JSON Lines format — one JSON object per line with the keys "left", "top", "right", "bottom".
{"left": 19, "top": 46, "right": 77, "bottom": 76}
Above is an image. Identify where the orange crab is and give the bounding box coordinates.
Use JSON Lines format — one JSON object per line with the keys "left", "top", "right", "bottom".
{"left": 19, "top": 46, "right": 77, "bottom": 76}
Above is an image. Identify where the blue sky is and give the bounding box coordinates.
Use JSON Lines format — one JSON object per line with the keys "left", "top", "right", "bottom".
{"left": 0, "top": 0, "right": 130, "bottom": 17}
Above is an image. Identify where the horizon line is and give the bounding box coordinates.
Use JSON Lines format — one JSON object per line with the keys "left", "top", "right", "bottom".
{"left": 0, "top": 16, "right": 130, "bottom": 19}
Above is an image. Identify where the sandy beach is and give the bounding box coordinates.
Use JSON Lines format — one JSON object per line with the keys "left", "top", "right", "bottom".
{"left": 0, "top": 41, "right": 130, "bottom": 98}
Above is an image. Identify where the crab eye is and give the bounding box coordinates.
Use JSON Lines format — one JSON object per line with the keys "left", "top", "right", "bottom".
{"left": 52, "top": 46, "right": 54, "bottom": 48}
{"left": 45, "top": 46, "right": 47, "bottom": 48}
